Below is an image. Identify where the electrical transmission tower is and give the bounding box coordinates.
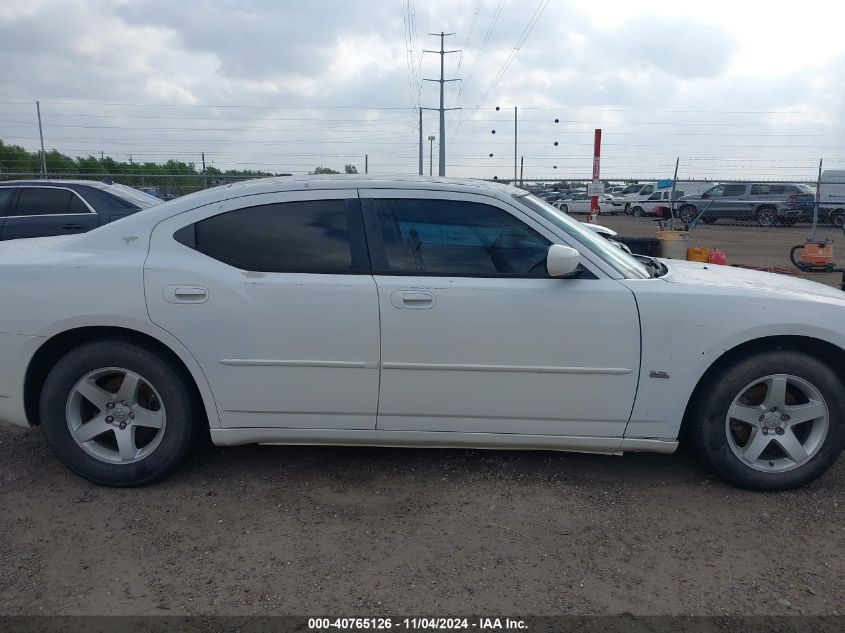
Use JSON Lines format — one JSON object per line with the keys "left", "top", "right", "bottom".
{"left": 421, "top": 32, "right": 460, "bottom": 177}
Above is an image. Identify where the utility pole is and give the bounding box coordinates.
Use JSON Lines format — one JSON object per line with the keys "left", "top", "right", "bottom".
{"left": 520, "top": 155, "right": 524, "bottom": 187}
{"left": 514, "top": 106, "right": 518, "bottom": 183}
{"left": 418, "top": 107, "right": 423, "bottom": 176}
{"left": 365, "top": 154, "right": 368, "bottom": 175}
{"left": 202, "top": 152, "right": 207, "bottom": 189}
{"left": 428, "top": 135, "right": 435, "bottom": 176}
{"left": 36, "top": 101, "right": 46, "bottom": 178}
{"left": 423, "top": 32, "right": 460, "bottom": 176}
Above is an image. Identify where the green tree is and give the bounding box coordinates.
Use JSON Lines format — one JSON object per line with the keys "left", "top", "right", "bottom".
{"left": 312, "top": 166, "right": 340, "bottom": 174}
{"left": 344, "top": 164, "right": 358, "bottom": 174}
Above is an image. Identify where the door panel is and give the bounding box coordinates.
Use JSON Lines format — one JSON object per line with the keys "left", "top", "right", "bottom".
{"left": 144, "top": 190, "right": 380, "bottom": 430}
{"left": 1, "top": 187, "right": 97, "bottom": 240}
{"left": 361, "top": 189, "right": 641, "bottom": 437}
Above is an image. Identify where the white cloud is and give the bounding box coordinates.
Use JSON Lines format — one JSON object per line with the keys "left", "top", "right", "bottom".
{"left": 0, "top": 0, "right": 843, "bottom": 180}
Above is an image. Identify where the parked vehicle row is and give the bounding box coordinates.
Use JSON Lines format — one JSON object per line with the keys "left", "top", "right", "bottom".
{"left": 1, "top": 175, "right": 844, "bottom": 491}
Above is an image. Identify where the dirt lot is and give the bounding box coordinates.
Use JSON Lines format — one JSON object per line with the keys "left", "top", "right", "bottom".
{"left": 597, "top": 214, "right": 844, "bottom": 288}
{"left": 1, "top": 220, "right": 844, "bottom": 618}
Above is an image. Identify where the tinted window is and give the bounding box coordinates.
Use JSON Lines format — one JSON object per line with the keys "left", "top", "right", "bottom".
{"left": 177, "top": 200, "right": 367, "bottom": 274}
{"left": 647, "top": 192, "right": 661, "bottom": 201}
{"left": 368, "top": 198, "right": 551, "bottom": 277}
{"left": 751, "top": 184, "right": 785, "bottom": 195}
{"left": 722, "top": 184, "right": 747, "bottom": 197}
{"left": 640, "top": 185, "right": 654, "bottom": 195}
{"left": 68, "top": 193, "right": 91, "bottom": 213}
{"left": 705, "top": 185, "right": 725, "bottom": 197}
{"left": 0, "top": 188, "right": 13, "bottom": 215}
{"left": 16, "top": 187, "right": 73, "bottom": 216}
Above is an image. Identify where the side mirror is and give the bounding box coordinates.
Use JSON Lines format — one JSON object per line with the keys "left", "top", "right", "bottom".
{"left": 546, "top": 244, "right": 581, "bottom": 277}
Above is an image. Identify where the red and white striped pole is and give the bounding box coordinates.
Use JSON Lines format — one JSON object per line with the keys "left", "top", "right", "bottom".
{"left": 588, "top": 128, "right": 602, "bottom": 224}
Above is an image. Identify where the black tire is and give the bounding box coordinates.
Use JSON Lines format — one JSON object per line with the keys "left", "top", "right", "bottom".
{"left": 39, "top": 339, "right": 202, "bottom": 486}
{"left": 561, "top": 204, "right": 568, "bottom": 213}
{"left": 631, "top": 206, "right": 643, "bottom": 217}
{"left": 829, "top": 208, "right": 845, "bottom": 227}
{"left": 678, "top": 205, "right": 697, "bottom": 223}
{"left": 689, "top": 349, "right": 845, "bottom": 491}
{"left": 756, "top": 206, "right": 777, "bottom": 227}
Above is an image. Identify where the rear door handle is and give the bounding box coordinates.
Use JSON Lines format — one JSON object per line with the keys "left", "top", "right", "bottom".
{"left": 61, "top": 223, "right": 85, "bottom": 230}
{"left": 390, "top": 290, "right": 435, "bottom": 309}
{"left": 164, "top": 285, "right": 208, "bottom": 304}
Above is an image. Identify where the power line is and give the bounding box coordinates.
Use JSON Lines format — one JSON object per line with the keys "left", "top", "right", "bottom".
{"left": 460, "top": 0, "right": 504, "bottom": 99}
{"left": 476, "top": 0, "right": 549, "bottom": 107}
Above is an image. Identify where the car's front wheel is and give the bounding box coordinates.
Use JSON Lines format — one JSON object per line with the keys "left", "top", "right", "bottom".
{"left": 631, "top": 206, "right": 644, "bottom": 217}
{"left": 690, "top": 349, "right": 845, "bottom": 490}
{"left": 678, "top": 205, "right": 698, "bottom": 223}
{"left": 39, "top": 339, "right": 202, "bottom": 486}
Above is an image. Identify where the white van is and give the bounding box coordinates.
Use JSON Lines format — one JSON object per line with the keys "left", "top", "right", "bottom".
{"left": 819, "top": 170, "right": 845, "bottom": 226}
{"left": 620, "top": 183, "right": 657, "bottom": 214}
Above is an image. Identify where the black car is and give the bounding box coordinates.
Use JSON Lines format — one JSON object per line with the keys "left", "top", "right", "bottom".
{"left": 0, "top": 180, "right": 161, "bottom": 241}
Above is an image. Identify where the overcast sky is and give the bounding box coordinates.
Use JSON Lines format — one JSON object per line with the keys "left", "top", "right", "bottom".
{"left": 1, "top": 0, "right": 844, "bottom": 181}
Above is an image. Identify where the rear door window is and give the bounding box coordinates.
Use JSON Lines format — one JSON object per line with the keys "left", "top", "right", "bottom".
{"left": 175, "top": 199, "right": 369, "bottom": 274}
{"left": 0, "top": 188, "right": 14, "bottom": 216}
{"left": 15, "top": 187, "right": 74, "bottom": 216}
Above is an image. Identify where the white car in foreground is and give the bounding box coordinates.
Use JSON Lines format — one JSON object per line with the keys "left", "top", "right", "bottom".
{"left": 1, "top": 176, "right": 843, "bottom": 489}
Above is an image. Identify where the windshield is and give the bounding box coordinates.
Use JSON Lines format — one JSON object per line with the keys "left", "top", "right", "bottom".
{"left": 516, "top": 194, "right": 651, "bottom": 279}
{"left": 106, "top": 183, "right": 163, "bottom": 209}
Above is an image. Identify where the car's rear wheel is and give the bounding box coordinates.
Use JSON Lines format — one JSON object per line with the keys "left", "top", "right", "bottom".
{"left": 829, "top": 208, "right": 845, "bottom": 227}
{"left": 39, "top": 339, "right": 202, "bottom": 486}
{"left": 631, "top": 206, "right": 644, "bottom": 217}
{"left": 756, "top": 206, "right": 778, "bottom": 227}
{"left": 678, "top": 205, "right": 697, "bottom": 223}
{"left": 690, "top": 350, "right": 845, "bottom": 490}
{"left": 561, "top": 204, "right": 568, "bottom": 213}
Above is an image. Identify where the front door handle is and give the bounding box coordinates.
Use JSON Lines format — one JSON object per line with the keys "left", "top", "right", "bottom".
{"left": 164, "top": 285, "right": 209, "bottom": 304}
{"left": 390, "top": 290, "right": 435, "bottom": 309}
{"left": 61, "top": 223, "right": 85, "bottom": 230}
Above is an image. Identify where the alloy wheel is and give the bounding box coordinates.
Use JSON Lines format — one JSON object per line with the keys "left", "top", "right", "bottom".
{"left": 65, "top": 367, "right": 167, "bottom": 464}
{"left": 725, "top": 374, "right": 829, "bottom": 473}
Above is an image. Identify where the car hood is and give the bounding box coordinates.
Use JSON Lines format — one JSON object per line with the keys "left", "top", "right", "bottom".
{"left": 659, "top": 258, "right": 845, "bottom": 303}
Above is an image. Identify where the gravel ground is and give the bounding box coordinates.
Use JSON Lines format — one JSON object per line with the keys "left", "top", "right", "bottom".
{"left": 0, "top": 424, "right": 843, "bottom": 616}
{"left": 1, "top": 219, "right": 844, "bottom": 617}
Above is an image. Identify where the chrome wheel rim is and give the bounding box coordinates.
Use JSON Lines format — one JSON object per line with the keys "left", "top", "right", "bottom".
{"left": 66, "top": 367, "right": 167, "bottom": 464}
{"left": 725, "top": 374, "right": 828, "bottom": 473}
{"left": 758, "top": 211, "right": 775, "bottom": 226}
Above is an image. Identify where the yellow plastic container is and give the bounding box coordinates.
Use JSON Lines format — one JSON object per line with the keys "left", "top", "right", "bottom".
{"left": 656, "top": 231, "right": 690, "bottom": 259}
{"left": 686, "top": 246, "right": 710, "bottom": 262}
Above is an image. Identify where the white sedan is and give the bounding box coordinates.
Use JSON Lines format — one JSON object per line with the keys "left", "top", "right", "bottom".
{"left": 0, "top": 176, "right": 843, "bottom": 490}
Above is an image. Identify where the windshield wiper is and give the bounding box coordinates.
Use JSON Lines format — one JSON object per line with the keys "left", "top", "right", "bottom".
{"left": 633, "top": 255, "right": 665, "bottom": 278}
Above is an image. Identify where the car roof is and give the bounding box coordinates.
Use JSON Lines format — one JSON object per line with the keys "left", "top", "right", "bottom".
{"left": 218, "top": 174, "right": 524, "bottom": 195}
{"left": 0, "top": 179, "right": 124, "bottom": 191}
{"left": 70, "top": 175, "right": 530, "bottom": 245}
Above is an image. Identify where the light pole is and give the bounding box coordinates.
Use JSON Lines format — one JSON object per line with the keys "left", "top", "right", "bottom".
{"left": 428, "top": 135, "right": 435, "bottom": 176}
